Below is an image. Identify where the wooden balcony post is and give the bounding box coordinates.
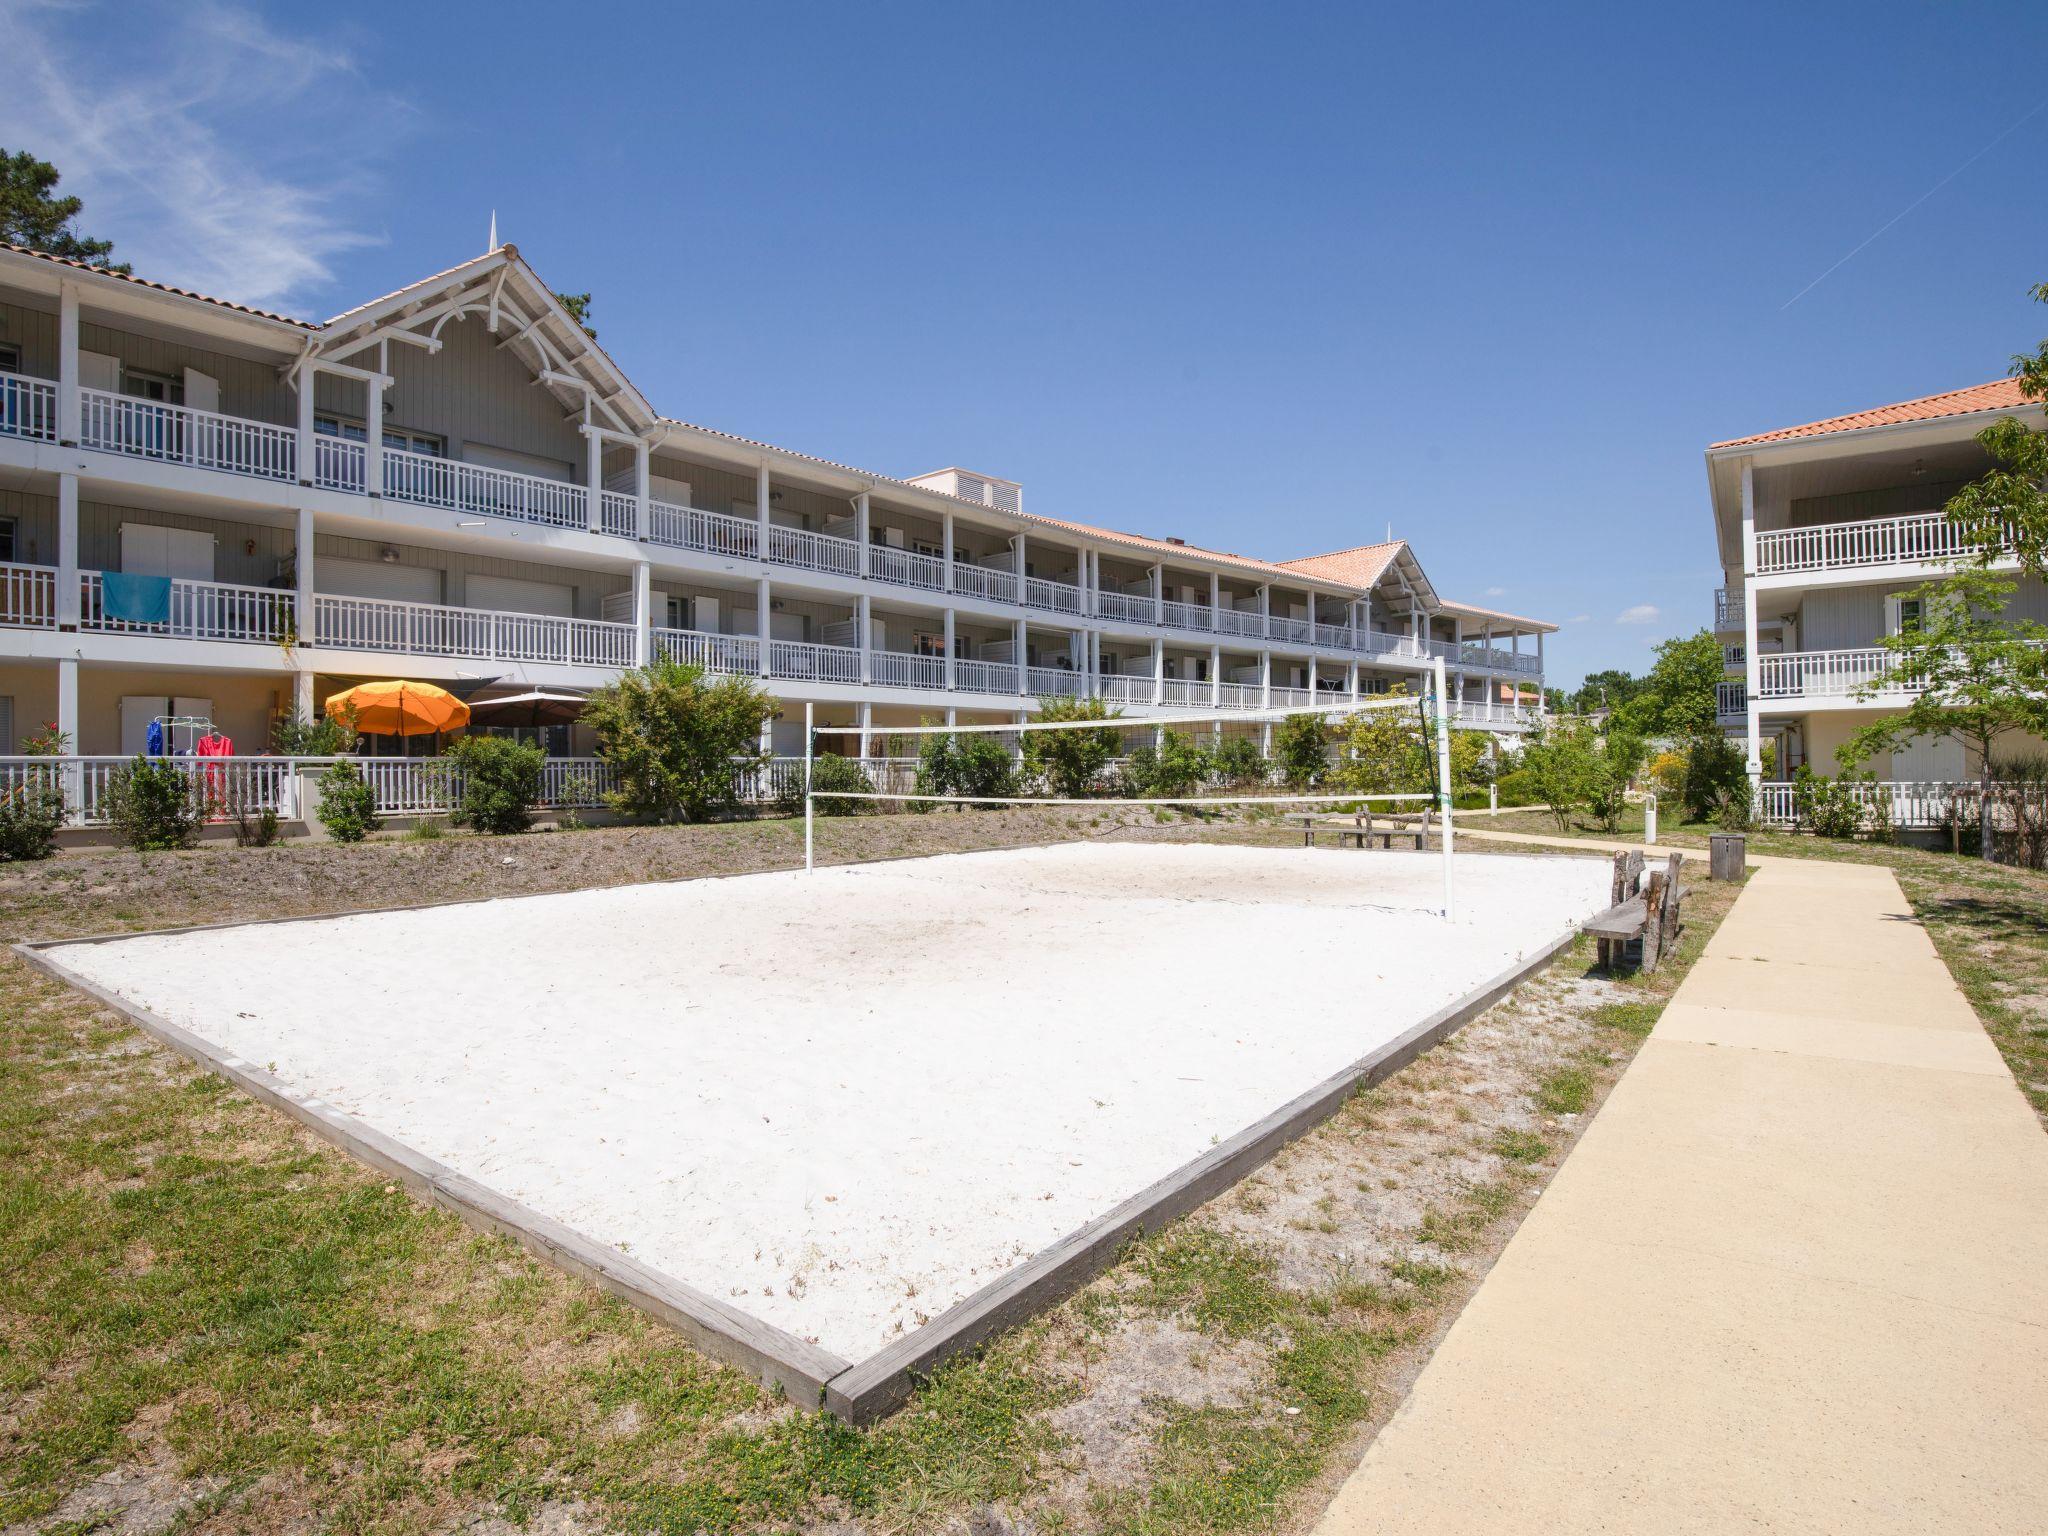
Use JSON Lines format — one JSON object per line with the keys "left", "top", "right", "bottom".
{"left": 1151, "top": 637, "right": 1164, "bottom": 706}
{"left": 943, "top": 608, "right": 956, "bottom": 691}
{"left": 57, "top": 281, "right": 79, "bottom": 446}
{"left": 633, "top": 559, "right": 653, "bottom": 668}
{"left": 363, "top": 374, "right": 385, "bottom": 497}
{"left": 1014, "top": 615, "right": 1027, "bottom": 695}
{"left": 859, "top": 593, "right": 873, "bottom": 685}
{"left": 634, "top": 440, "right": 651, "bottom": 541}
{"left": 1209, "top": 643, "right": 1222, "bottom": 708}
{"left": 756, "top": 575, "right": 772, "bottom": 677}
{"left": 942, "top": 512, "right": 954, "bottom": 594}
{"left": 295, "top": 505, "right": 314, "bottom": 652}
{"left": 855, "top": 491, "right": 871, "bottom": 578}
{"left": 296, "top": 365, "right": 318, "bottom": 486}
{"left": 584, "top": 426, "right": 604, "bottom": 534}
{"left": 55, "top": 472, "right": 79, "bottom": 629}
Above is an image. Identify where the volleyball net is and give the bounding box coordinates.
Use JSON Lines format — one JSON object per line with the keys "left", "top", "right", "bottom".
{"left": 796, "top": 662, "right": 1462, "bottom": 918}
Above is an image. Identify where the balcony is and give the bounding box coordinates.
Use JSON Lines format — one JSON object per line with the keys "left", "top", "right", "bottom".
{"left": 650, "top": 499, "right": 757, "bottom": 559}
{"left": 767, "top": 638, "right": 861, "bottom": 684}
{"left": 1714, "top": 587, "right": 1743, "bottom": 629}
{"left": 1754, "top": 510, "right": 2013, "bottom": 578}
{"left": 952, "top": 562, "right": 1020, "bottom": 604}
{"left": 82, "top": 571, "right": 294, "bottom": 645}
{"left": 313, "top": 593, "right": 635, "bottom": 669}
{"left": 1027, "top": 665, "right": 1083, "bottom": 696}
{"left": 654, "top": 628, "right": 759, "bottom": 675}
{"left": 1023, "top": 575, "right": 1085, "bottom": 615}
{"left": 953, "top": 657, "right": 1018, "bottom": 694}
{"left": 1717, "top": 680, "right": 1746, "bottom": 719}
{"left": 79, "top": 388, "right": 295, "bottom": 483}
{"left": 0, "top": 374, "right": 57, "bottom": 441}
{"left": 872, "top": 650, "right": 947, "bottom": 690}
{"left": 868, "top": 545, "right": 948, "bottom": 592}
{"left": 1097, "top": 675, "right": 1153, "bottom": 704}
{"left": 1097, "top": 590, "right": 1155, "bottom": 623}
{"left": 0, "top": 562, "right": 57, "bottom": 627}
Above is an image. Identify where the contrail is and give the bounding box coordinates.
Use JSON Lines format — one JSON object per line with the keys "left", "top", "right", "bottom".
{"left": 1780, "top": 96, "right": 2048, "bottom": 311}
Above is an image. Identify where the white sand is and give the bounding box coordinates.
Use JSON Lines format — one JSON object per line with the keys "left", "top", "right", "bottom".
{"left": 57, "top": 843, "right": 1608, "bottom": 1363}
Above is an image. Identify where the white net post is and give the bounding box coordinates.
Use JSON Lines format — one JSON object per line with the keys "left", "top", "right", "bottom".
{"left": 803, "top": 700, "right": 814, "bottom": 874}
{"left": 1434, "top": 655, "right": 1455, "bottom": 921}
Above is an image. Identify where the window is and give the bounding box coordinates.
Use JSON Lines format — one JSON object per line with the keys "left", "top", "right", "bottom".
{"left": 120, "top": 367, "right": 183, "bottom": 405}
{"left": 1724, "top": 644, "right": 1745, "bottom": 666}
{"left": 1897, "top": 598, "right": 1924, "bottom": 633}
{"left": 913, "top": 630, "right": 964, "bottom": 658}
{"left": 0, "top": 342, "right": 19, "bottom": 374}
{"left": 315, "top": 413, "right": 445, "bottom": 457}
{"left": 0, "top": 517, "right": 15, "bottom": 562}
{"left": 913, "top": 540, "right": 944, "bottom": 560}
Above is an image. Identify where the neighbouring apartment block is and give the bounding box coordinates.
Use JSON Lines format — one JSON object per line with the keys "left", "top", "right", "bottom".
{"left": 0, "top": 240, "right": 1548, "bottom": 807}
{"left": 1707, "top": 378, "right": 2048, "bottom": 827}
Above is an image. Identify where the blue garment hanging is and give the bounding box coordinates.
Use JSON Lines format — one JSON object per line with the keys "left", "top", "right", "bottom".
{"left": 146, "top": 719, "right": 164, "bottom": 756}
{"left": 101, "top": 572, "right": 173, "bottom": 625}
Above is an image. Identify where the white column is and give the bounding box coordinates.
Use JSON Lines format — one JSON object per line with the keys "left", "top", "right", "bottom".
{"left": 1536, "top": 631, "right": 1547, "bottom": 719}
{"left": 1014, "top": 532, "right": 1028, "bottom": 589}
{"left": 1307, "top": 654, "right": 1318, "bottom": 698}
{"left": 1259, "top": 583, "right": 1271, "bottom": 637}
{"left": 854, "top": 491, "right": 871, "bottom": 578}
{"left": 57, "top": 281, "right": 79, "bottom": 445}
{"left": 1208, "top": 571, "right": 1221, "bottom": 626}
{"left": 294, "top": 667, "right": 314, "bottom": 721}
{"left": 858, "top": 592, "right": 873, "bottom": 684}
{"left": 756, "top": 461, "right": 772, "bottom": 556}
{"left": 942, "top": 512, "right": 955, "bottom": 593}
{"left": 1348, "top": 660, "right": 1360, "bottom": 700}
{"left": 858, "top": 701, "right": 873, "bottom": 760}
{"left": 294, "top": 504, "right": 315, "bottom": 651}
{"left": 1152, "top": 637, "right": 1165, "bottom": 705}
{"left": 632, "top": 559, "right": 653, "bottom": 667}
{"left": 56, "top": 473, "right": 79, "bottom": 629}
{"left": 943, "top": 608, "right": 957, "bottom": 691}
{"left": 634, "top": 440, "right": 651, "bottom": 541}
{"left": 363, "top": 374, "right": 385, "bottom": 496}
{"left": 1151, "top": 564, "right": 1164, "bottom": 624}
{"left": 296, "top": 364, "right": 318, "bottom": 486}
{"left": 1014, "top": 615, "right": 1028, "bottom": 695}
{"left": 584, "top": 427, "right": 605, "bottom": 533}
{"left": 1741, "top": 461, "right": 1763, "bottom": 800}
{"left": 57, "top": 656, "right": 80, "bottom": 816}
{"left": 756, "top": 575, "right": 772, "bottom": 677}
{"left": 1210, "top": 643, "right": 1222, "bottom": 707}
{"left": 1260, "top": 649, "right": 1272, "bottom": 708}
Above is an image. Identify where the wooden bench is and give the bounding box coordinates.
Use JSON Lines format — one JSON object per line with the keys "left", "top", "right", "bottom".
{"left": 1584, "top": 849, "right": 1686, "bottom": 972}
{"left": 1298, "top": 807, "right": 1432, "bottom": 850}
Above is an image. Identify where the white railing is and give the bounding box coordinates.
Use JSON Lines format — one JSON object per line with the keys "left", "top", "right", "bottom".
{"left": 1717, "top": 680, "right": 1746, "bottom": 717}
{"left": 869, "top": 545, "right": 948, "bottom": 591}
{"left": 952, "top": 562, "right": 1019, "bottom": 604}
{"left": 954, "top": 657, "right": 1018, "bottom": 694}
{"left": 1159, "top": 598, "right": 1209, "bottom": 631}
{"left": 1097, "top": 675, "right": 1154, "bottom": 704}
{"left": 1217, "top": 681, "right": 1262, "bottom": 709}
{"left": 10, "top": 755, "right": 305, "bottom": 826}
{"left": 1754, "top": 510, "right": 2013, "bottom": 577}
{"left": 1269, "top": 685, "right": 1315, "bottom": 707}
{"left": 312, "top": 433, "right": 366, "bottom": 493}
{"left": 0, "top": 375, "right": 57, "bottom": 441}
{"left": 1452, "top": 702, "right": 1539, "bottom": 729}
{"left": 768, "top": 638, "right": 861, "bottom": 683}
{"left": 383, "top": 446, "right": 587, "bottom": 529}
{"left": 1358, "top": 630, "right": 1420, "bottom": 661}
{"left": 655, "top": 628, "right": 760, "bottom": 675}
{"left": 1159, "top": 678, "right": 1210, "bottom": 706}
{"left": 767, "top": 525, "right": 860, "bottom": 578}
{"left": 0, "top": 561, "right": 57, "bottom": 627}
{"left": 1216, "top": 606, "right": 1266, "bottom": 637}
{"left": 1313, "top": 622, "right": 1354, "bottom": 650}
{"left": 1268, "top": 616, "right": 1313, "bottom": 643}
{"left": 1023, "top": 575, "right": 1085, "bottom": 614}
{"left": 1757, "top": 648, "right": 1895, "bottom": 700}
{"left": 1095, "top": 590, "right": 1155, "bottom": 623}
{"left": 81, "top": 572, "right": 293, "bottom": 644}
{"left": 873, "top": 650, "right": 947, "bottom": 689}
{"left": 650, "top": 500, "right": 759, "bottom": 559}
{"left": 78, "top": 388, "right": 296, "bottom": 482}
{"left": 537, "top": 757, "right": 617, "bottom": 807}
{"left": 1758, "top": 778, "right": 1996, "bottom": 830}
{"left": 600, "top": 491, "right": 638, "bottom": 538}
{"left": 1714, "top": 587, "right": 1743, "bottom": 629}
{"left": 1028, "top": 666, "right": 1083, "bottom": 696}
{"left": 314, "top": 593, "right": 634, "bottom": 669}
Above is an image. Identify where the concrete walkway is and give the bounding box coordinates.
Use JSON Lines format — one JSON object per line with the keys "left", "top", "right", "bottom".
{"left": 1316, "top": 856, "right": 2048, "bottom": 1533}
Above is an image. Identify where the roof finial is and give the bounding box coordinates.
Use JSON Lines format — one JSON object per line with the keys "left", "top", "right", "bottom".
{"left": 487, "top": 209, "right": 498, "bottom": 251}
{"left": 1386, "top": 521, "right": 1393, "bottom": 543}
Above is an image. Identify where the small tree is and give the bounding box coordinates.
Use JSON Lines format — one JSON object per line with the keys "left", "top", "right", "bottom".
{"left": 807, "top": 752, "right": 875, "bottom": 816}
{"left": 1614, "top": 632, "right": 1723, "bottom": 738}
{"left": 1272, "top": 713, "right": 1330, "bottom": 790}
{"left": 447, "top": 735, "right": 545, "bottom": 834}
{"left": 0, "top": 149, "right": 126, "bottom": 270}
{"left": 1209, "top": 735, "right": 1267, "bottom": 789}
{"left": 1838, "top": 567, "right": 2048, "bottom": 861}
{"left": 913, "top": 731, "right": 1016, "bottom": 807}
{"left": 1584, "top": 730, "right": 1646, "bottom": 833}
{"left": 1945, "top": 280, "right": 2048, "bottom": 580}
{"left": 1678, "top": 731, "right": 1749, "bottom": 823}
{"left": 1022, "top": 696, "right": 1121, "bottom": 796}
{"left": 273, "top": 704, "right": 358, "bottom": 756}
{"left": 0, "top": 724, "right": 67, "bottom": 861}
{"left": 316, "top": 760, "right": 379, "bottom": 843}
{"left": 106, "top": 758, "right": 197, "bottom": 851}
{"left": 1519, "top": 719, "right": 1593, "bottom": 831}
{"left": 1331, "top": 698, "right": 1427, "bottom": 797}
{"left": 1126, "top": 730, "right": 1208, "bottom": 797}
{"left": 584, "top": 658, "right": 777, "bottom": 824}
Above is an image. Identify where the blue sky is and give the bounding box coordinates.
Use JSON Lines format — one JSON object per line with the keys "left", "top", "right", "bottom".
{"left": 5, "top": 0, "right": 2047, "bottom": 688}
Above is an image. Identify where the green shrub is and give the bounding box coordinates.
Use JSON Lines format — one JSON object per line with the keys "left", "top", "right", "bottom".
{"left": 447, "top": 735, "right": 545, "bottom": 834}
{"left": 806, "top": 752, "right": 875, "bottom": 815}
{"left": 1126, "top": 730, "right": 1208, "bottom": 797}
{"left": 231, "top": 802, "right": 280, "bottom": 848}
{"left": 316, "top": 760, "right": 379, "bottom": 843}
{"left": 272, "top": 705, "right": 359, "bottom": 756}
{"left": 1021, "top": 695, "right": 1121, "bottom": 796}
{"left": 1679, "top": 731, "right": 1749, "bottom": 823}
{"left": 1273, "top": 713, "right": 1329, "bottom": 790}
{"left": 106, "top": 757, "right": 197, "bottom": 851}
{"left": 1792, "top": 765, "right": 1870, "bottom": 840}
{"left": 583, "top": 657, "right": 777, "bottom": 824}
{"left": 1208, "top": 734, "right": 1267, "bottom": 789}
{"left": 0, "top": 769, "right": 64, "bottom": 861}
{"left": 1585, "top": 730, "right": 1645, "bottom": 833}
{"left": 914, "top": 730, "right": 1017, "bottom": 807}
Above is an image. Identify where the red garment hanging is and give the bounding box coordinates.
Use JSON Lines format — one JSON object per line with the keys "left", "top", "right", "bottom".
{"left": 196, "top": 731, "right": 233, "bottom": 806}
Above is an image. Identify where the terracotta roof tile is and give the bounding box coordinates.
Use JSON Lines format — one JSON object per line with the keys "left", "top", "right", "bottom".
{"left": 1711, "top": 377, "right": 2033, "bottom": 449}
{"left": 1436, "top": 598, "right": 1557, "bottom": 633}
{"left": 1277, "top": 542, "right": 1405, "bottom": 588}
{"left": 0, "top": 242, "right": 315, "bottom": 328}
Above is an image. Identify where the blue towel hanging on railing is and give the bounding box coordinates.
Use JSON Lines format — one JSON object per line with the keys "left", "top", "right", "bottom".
{"left": 100, "top": 571, "right": 173, "bottom": 625}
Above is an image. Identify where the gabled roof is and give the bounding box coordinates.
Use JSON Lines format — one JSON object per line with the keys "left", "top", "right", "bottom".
{"left": 0, "top": 241, "right": 315, "bottom": 328}
{"left": 1710, "top": 377, "right": 2033, "bottom": 449}
{"left": 1278, "top": 541, "right": 1405, "bottom": 588}
{"left": 1436, "top": 598, "right": 1557, "bottom": 633}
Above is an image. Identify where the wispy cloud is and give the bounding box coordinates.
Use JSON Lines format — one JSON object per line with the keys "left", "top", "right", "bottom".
{"left": 1568, "top": 613, "right": 1590, "bottom": 625}
{"left": 1616, "top": 603, "right": 1660, "bottom": 625}
{"left": 0, "top": 0, "right": 411, "bottom": 310}
{"left": 1483, "top": 586, "right": 1505, "bottom": 597}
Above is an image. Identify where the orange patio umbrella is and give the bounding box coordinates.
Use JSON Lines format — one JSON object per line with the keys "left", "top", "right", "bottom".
{"left": 324, "top": 680, "right": 471, "bottom": 737}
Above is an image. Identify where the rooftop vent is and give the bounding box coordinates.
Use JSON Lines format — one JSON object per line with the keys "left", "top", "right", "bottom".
{"left": 906, "top": 467, "right": 1023, "bottom": 514}
{"left": 1165, "top": 537, "right": 1186, "bottom": 545}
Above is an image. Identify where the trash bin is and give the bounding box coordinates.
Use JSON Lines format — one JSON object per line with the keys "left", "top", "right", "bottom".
{"left": 1709, "top": 832, "right": 1746, "bottom": 881}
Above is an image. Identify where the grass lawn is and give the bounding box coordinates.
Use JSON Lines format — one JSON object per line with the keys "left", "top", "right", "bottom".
{"left": 1473, "top": 804, "right": 2048, "bottom": 1125}
{"left": 1, "top": 814, "right": 1742, "bottom": 1536}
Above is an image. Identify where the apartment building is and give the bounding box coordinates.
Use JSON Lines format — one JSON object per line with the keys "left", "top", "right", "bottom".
{"left": 0, "top": 240, "right": 1548, "bottom": 783}
{"left": 1707, "top": 378, "right": 2047, "bottom": 826}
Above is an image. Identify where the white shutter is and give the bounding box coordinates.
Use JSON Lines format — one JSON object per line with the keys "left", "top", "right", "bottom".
{"left": 691, "top": 595, "right": 721, "bottom": 632}
{"left": 79, "top": 350, "right": 119, "bottom": 392}
{"left": 319, "top": 557, "right": 442, "bottom": 605}
{"left": 182, "top": 369, "right": 220, "bottom": 415}
{"left": 120, "top": 523, "right": 214, "bottom": 581}
{"left": 465, "top": 573, "right": 574, "bottom": 617}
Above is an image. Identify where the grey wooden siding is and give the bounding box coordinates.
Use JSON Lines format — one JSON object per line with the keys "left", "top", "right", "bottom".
{"left": 0, "top": 489, "right": 57, "bottom": 565}
{"left": 1788, "top": 482, "right": 1968, "bottom": 528}
{"left": 0, "top": 299, "right": 57, "bottom": 377}
{"left": 314, "top": 534, "right": 627, "bottom": 619}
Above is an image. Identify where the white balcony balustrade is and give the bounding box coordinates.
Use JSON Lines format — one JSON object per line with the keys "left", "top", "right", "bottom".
{"left": 382, "top": 447, "right": 587, "bottom": 529}
{"left": 768, "top": 638, "right": 860, "bottom": 683}
{"left": 1268, "top": 685, "right": 1315, "bottom": 707}
{"left": 1027, "top": 666, "right": 1083, "bottom": 696}
{"left": 954, "top": 657, "right": 1018, "bottom": 694}
{"left": 869, "top": 546, "right": 948, "bottom": 592}
{"left": 311, "top": 434, "right": 366, "bottom": 493}
{"left": 314, "top": 593, "right": 634, "bottom": 669}
{"left": 766, "top": 525, "right": 861, "bottom": 579}
{"left": 1159, "top": 678, "right": 1210, "bottom": 706}
{"left": 0, "top": 562, "right": 57, "bottom": 628}
{"left": 1217, "top": 681, "right": 1262, "bottom": 709}
{"left": 1754, "top": 510, "right": 2014, "bottom": 577}
{"left": 1096, "top": 675, "right": 1153, "bottom": 704}
{"left": 1267, "top": 615, "right": 1313, "bottom": 643}
{"left": 78, "top": 387, "right": 296, "bottom": 482}
{"left": 872, "top": 650, "right": 947, "bottom": 689}
{"left": 655, "top": 628, "right": 760, "bottom": 675}
{"left": 1714, "top": 587, "right": 1743, "bottom": 628}
{"left": 649, "top": 500, "right": 758, "bottom": 559}
{"left": 0, "top": 375, "right": 57, "bottom": 441}
{"left": 1023, "top": 575, "right": 1084, "bottom": 614}
{"left": 1214, "top": 607, "right": 1266, "bottom": 638}
{"left": 1096, "top": 590, "right": 1156, "bottom": 623}
{"left": 81, "top": 571, "right": 294, "bottom": 644}
{"left": 1717, "top": 680, "right": 1747, "bottom": 717}
{"left": 951, "top": 563, "right": 1020, "bottom": 604}
{"left": 599, "top": 491, "right": 638, "bottom": 538}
